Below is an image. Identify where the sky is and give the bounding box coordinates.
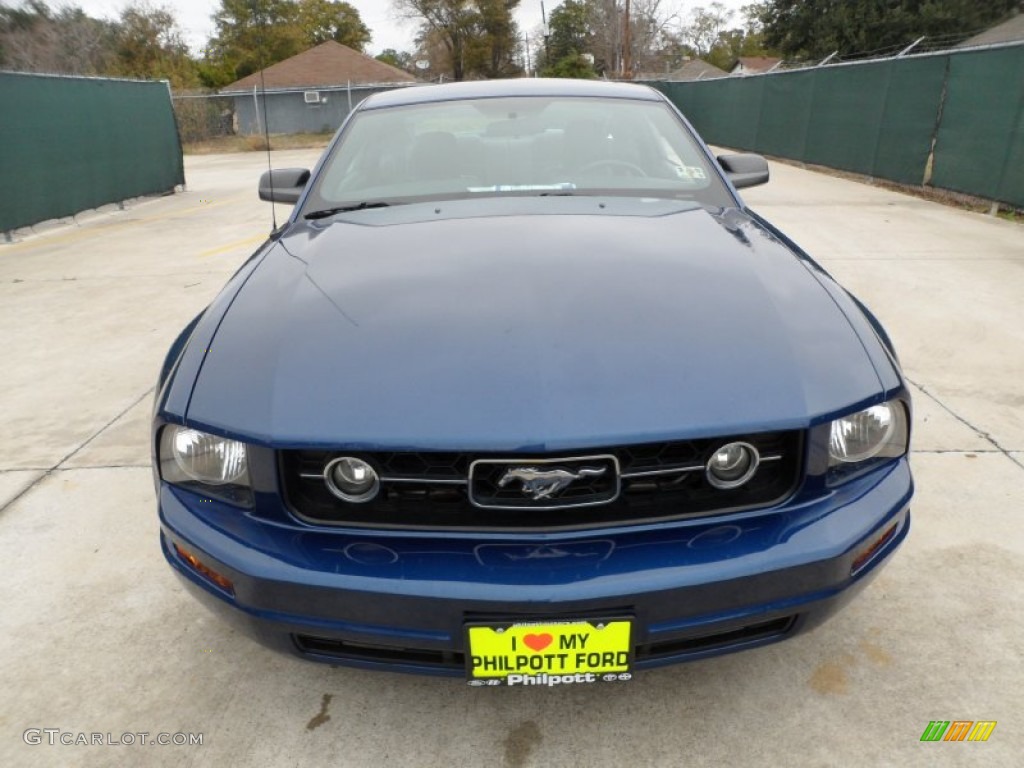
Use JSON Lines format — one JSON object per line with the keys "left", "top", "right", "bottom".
{"left": 56, "top": 1, "right": 752, "bottom": 57}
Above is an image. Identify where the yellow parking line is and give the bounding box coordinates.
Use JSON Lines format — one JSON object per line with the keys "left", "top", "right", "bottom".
{"left": 199, "top": 234, "right": 267, "bottom": 258}
{"left": 136, "top": 198, "right": 237, "bottom": 221}
{"left": 3, "top": 220, "right": 122, "bottom": 252}
{"left": 2, "top": 196, "right": 242, "bottom": 253}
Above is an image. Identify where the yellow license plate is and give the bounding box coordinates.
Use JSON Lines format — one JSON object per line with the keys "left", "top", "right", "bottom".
{"left": 466, "top": 619, "right": 632, "bottom": 686}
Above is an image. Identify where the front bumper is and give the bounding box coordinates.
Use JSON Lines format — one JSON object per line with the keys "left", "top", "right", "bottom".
{"left": 159, "top": 458, "right": 911, "bottom": 677}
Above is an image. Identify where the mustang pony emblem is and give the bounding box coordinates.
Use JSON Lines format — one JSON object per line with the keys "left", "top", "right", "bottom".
{"left": 497, "top": 466, "right": 607, "bottom": 500}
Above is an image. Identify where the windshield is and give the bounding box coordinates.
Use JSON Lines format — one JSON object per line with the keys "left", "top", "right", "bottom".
{"left": 304, "top": 95, "right": 734, "bottom": 213}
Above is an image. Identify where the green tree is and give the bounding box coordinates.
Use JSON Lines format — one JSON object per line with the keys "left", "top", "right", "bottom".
{"left": 397, "top": 0, "right": 520, "bottom": 80}
{"left": 704, "top": 26, "right": 774, "bottom": 70}
{"left": 467, "top": 0, "right": 519, "bottom": 78}
{"left": 206, "top": 0, "right": 304, "bottom": 85}
{"left": 296, "top": 0, "right": 370, "bottom": 48}
{"left": 203, "top": 0, "right": 371, "bottom": 87}
{"left": 758, "top": 0, "right": 1020, "bottom": 60}
{"left": 539, "top": 0, "right": 594, "bottom": 77}
{"left": 546, "top": 0, "right": 590, "bottom": 60}
{"left": 111, "top": 3, "right": 199, "bottom": 88}
{"left": 693, "top": 3, "right": 776, "bottom": 70}
{"left": 375, "top": 47, "right": 413, "bottom": 70}
{"left": 545, "top": 51, "right": 596, "bottom": 78}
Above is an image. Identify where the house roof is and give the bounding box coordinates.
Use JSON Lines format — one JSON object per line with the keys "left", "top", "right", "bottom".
{"left": 957, "top": 12, "right": 1024, "bottom": 48}
{"left": 665, "top": 59, "right": 728, "bottom": 81}
{"left": 731, "top": 56, "right": 782, "bottom": 73}
{"left": 222, "top": 41, "right": 415, "bottom": 93}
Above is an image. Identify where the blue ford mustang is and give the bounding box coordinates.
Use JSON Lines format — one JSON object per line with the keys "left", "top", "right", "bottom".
{"left": 154, "top": 79, "right": 912, "bottom": 685}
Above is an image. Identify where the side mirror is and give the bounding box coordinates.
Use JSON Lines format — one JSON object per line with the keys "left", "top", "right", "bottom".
{"left": 258, "top": 168, "right": 310, "bottom": 204}
{"left": 717, "top": 154, "right": 769, "bottom": 189}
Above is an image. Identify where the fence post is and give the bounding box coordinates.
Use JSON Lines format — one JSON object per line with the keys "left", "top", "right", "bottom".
{"left": 253, "top": 85, "right": 262, "bottom": 137}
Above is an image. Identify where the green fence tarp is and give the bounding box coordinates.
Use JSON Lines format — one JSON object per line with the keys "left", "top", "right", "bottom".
{"left": 804, "top": 62, "right": 892, "bottom": 175}
{"left": 756, "top": 69, "right": 815, "bottom": 161}
{"left": 931, "top": 45, "right": 1024, "bottom": 205}
{"left": 0, "top": 73, "right": 185, "bottom": 232}
{"left": 648, "top": 43, "right": 1024, "bottom": 207}
{"left": 872, "top": 56, "right": 948, "bottom": 185}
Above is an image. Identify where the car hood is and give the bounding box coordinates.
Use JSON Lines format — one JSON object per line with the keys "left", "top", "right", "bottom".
{"left": 186, "top": 202, "right": 883, "bottom": 450}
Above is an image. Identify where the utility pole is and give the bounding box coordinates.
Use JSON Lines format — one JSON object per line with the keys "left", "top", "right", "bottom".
{"left": 623, "top": 0, "right": 632, "bottom": 79}
{"left": 541, "top": 1, "right": 550, "bottom": 70}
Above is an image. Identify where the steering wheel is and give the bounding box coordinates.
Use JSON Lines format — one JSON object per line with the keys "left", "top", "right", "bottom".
{"left": 577, "top": 159, "right": 649, "bottom": 177}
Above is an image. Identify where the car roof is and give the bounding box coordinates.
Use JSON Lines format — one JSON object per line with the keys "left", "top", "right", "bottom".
{"left": 361, "top": 78, "right": 664, "bottom": 110}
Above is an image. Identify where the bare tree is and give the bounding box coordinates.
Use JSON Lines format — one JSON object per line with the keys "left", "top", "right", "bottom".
{"left": 678, "top": 2, "right": 733, "bottom": 58}
{"left": 628, "top": 0, "right": 681, "bottom": 75}
{"left": 559, "top": 0, "right": 677, "bottom": 78}
{"left": 0, "top": 3, "right": 117, "bottom": 75}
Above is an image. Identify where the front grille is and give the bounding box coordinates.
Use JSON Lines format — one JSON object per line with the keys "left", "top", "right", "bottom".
{"left": 635, "top": 616, "right": 796, "bottom": 659}
{"left": 279, "top": 431, "right": 802, "bottom": 531}
{"left": 293, "top": 635, "right": 465, "bottom": 669}
{"left": 292, "top": 616, "right": 796, "bottom": 669}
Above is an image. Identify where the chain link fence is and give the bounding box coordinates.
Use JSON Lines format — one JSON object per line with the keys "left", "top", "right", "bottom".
{"left": 171, "top": 93, "right": 236, "bottom": 143}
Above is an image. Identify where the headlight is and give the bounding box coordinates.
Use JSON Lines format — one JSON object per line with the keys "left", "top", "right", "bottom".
{"left": 159, "top": 425, "right": 252, "bottom": 506}
{"left": 170, "top": 427, "right": 248, "bottom": 484}
{"left": 829, "top": 401, "right": 909, "bottom": 467}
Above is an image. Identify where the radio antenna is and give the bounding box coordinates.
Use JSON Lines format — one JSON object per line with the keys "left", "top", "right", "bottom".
{"left": 254, "top": 1, "right": 277, "bottom": 231}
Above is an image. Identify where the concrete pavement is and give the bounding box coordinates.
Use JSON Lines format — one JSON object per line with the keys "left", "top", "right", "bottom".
{"left": 0, "top": 150, "right": 1021, "bottom": 767}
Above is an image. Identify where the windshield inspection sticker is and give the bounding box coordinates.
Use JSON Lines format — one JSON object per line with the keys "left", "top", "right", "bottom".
{"left": 674, "top": 165, "right": 707, "bottom": 180}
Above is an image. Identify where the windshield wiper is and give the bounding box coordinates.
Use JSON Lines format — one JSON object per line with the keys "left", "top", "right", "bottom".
{"left": 304, "top": 201, "right": 393, "bottom": 219}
